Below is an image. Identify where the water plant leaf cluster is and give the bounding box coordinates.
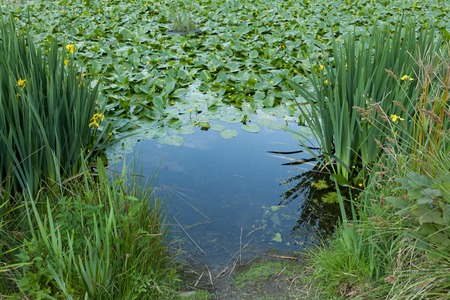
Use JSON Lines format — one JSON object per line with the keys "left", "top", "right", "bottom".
{"left": 3, "top": 0, "right": 449, "bottom": 152}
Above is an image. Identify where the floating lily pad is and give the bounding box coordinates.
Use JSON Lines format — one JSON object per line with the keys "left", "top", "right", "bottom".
{"left": 210, "top": 124, "right": 225, "bottom": 132}
{"left": 220, "top": 129, "right": 238, "bottom": 139}
{"left": 159, "top": 134, "right": 184, "bottom": 146}
{"left": 242, "top": 123, "right": 260, "bottom": 133}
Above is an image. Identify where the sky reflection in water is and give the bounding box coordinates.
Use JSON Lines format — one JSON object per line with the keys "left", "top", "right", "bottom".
{"left": 115, "top": 122, "right": 320, "bottom": 266}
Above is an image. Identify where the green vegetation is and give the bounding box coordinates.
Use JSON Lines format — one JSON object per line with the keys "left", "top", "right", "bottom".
{"left": 14, "top": 160, "right": 179, "bottom": 299}
{"left": 0, "top": 16, "right": 109, "bottom": 196}
{"left": 234, "top": 260, "right": 301, "bottom": 289}
{"left": 1, "top": 0, "right": 450, "bottom": 299}
{"left": 303, "top": 25, "right": 450, "bottom": 299}
{"left": 3, "top": 0, "right": 449, "bottom": 148}
{"left": 1, "top": 159, "right": 180, "bottom": 298}
{"left": 289, "top": 24, "right": 440, "bottom": 182}
{"left": 0, "top": 12, "right": 179, "bottom": 299}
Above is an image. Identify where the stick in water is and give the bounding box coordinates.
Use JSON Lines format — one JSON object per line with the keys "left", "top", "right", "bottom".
{"left": 173, "top": 216, "right": 205, "bottom": 255}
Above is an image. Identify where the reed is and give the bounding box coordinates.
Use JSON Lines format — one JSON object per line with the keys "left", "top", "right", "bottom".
{"left": 289, "top": 23, "right": 439, "bottom": 183}
{"left": 0, "top": 16, "right": 107, "bottom": 196}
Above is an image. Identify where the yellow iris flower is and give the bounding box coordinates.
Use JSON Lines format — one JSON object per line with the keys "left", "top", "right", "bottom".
{"left": 390, "top": 114, "right": 404, "bottom": 122}
{"left": 89, "top": 113, "right": 105, "bottom": 128}
{"left": 66, "top": 44, "right": 76, "bottom": 54}
{"left": 17, "top": 78, "right": 26, "bottom": 88}
{"left": 400, "top": 75, "right": 414, "bottom": 81}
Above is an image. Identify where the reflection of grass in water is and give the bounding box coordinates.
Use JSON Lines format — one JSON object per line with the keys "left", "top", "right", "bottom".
{"left": 277, "top": 158, "right": 357, "bottom": 240}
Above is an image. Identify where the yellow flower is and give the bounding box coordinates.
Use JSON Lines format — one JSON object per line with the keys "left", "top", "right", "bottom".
{"left": 66, "top": 44, "right": 75, "bottom": 54}
{"left": 64, "top": 59, "right": 70, "bottom": 66}
{"left": 319, "top": 65, "right": 325, "bottom": 71}
{"left": 400, "top": 75, "right": 414, "bottom": 81}
{"left": 89, "top": 113, "right": 105, "bottom": 128}
{"left": 390, "top": 114, "right": 404, "bottom": 122}
{"left": 17, "top": 78, "right": 26, "bottom": 88}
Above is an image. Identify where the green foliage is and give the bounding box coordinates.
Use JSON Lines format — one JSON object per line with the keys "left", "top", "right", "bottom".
{"left": 0, "top": 16, "right": 110, "bottom": 195}
{"left": 12, "top": 160, "right": 179, "bottom": 299}
{"left": 386, "top": 172, "right": 450, "bottom": 255}
{"left": 289, "top": 24, "right": 440, "bottom": 182}
{"left": 306, "top": 49, "right": 450, "bottom": 299}
{"left": 3, "top": 0, "right": 448, "bottom": 147}
{"left": 169, "top": 13, "right": 198, "bottom": 34}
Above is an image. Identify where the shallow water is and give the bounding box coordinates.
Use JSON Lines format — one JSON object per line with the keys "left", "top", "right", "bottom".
{"left": 112, "top": 121, "right": 331, "bottom": 267}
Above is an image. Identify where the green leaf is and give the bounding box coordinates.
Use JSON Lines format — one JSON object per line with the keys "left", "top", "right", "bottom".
{"left": 311, "top": 180, "right": 329, "bottom": 190}
{"left": 172, "top": 88, "right": 189, "bottom": 97}
{"left": 385, "top": 196, "right": 410, "bottom": 210}
{"left": 159, "top": 134, "right": 184, "bottom": 146}
{"left": 152, "top": 96, "right": 164, "bottom": 108}
{"left": 443, "top": 204, "right": 450, "bottom": 226}
{"left": 411, "top": 205, "right": 445, "bottom": 226}
{"left": 249, "top": 50, "right": 259, "bottom": 59}
{"left": 241, "top": 123, "right": 260, "bottom": 133}
{"left": 210, "top": 124, "right": 225, "bottom": 132}
{"left": 220, "top": 129, "right": 238, "bottom": 139}
{"left": 263, "top": 96, "right": 275, "bottom": 107}
{"left": 271, "top": 233, "right": 282, "bottom": 243}
{"left": 321, "top": 192, "right": 339, "bottom": 204}
{"left": 198, "top": 122, "right": 210, "bottom": 130}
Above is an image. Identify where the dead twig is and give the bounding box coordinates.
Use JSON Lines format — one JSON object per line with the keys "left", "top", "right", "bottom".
{"left": 173, "top": 216, "right": 205, "bottom": 255}
{"left": 247, "top": 250, "right": 298, "bottom": 261}
{"left": 206, "top": 265, "right": 213, "bottom": 286}
{"left": 245, "top": 226, "right": 264, "bottom": 237}
{"left": 194, "top": 271, "right": 204, "bottom": 287}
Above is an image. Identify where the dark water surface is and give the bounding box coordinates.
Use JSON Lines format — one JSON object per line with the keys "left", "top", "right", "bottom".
{"left": 113, "top": 122, "right": 326, "bottom": 267}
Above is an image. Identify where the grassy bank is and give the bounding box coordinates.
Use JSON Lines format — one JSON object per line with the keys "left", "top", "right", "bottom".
{"left": 298, "top": 23, "right": 450, "bottom": 300}
{"left": 0, "top": 13, "right": 180, "bottom": 299}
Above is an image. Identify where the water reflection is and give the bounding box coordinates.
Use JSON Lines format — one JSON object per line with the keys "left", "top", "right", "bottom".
{"left": 111, "top": 122, "right": 340, "bottom": 267}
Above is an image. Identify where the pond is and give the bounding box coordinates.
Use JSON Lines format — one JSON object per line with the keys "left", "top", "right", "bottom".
{"left": 110, "top": 120, "right": 341, "bottom": 268}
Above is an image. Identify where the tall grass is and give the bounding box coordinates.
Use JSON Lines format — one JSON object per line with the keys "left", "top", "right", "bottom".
{"left": 0, "top": 16, "right": 108, "bottom": 196}
{"left": 304, "top": 28, "right": 450, "bottom": 299}
{"left": 11, "top": 159, "right": 179, "bottom": 299}
{"left": 289, "top": 23, "right": 439, "bottom": 183}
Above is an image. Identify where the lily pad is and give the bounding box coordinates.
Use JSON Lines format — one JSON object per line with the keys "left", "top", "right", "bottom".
{"left": 220, "top": 129, "right": 238, "bottom": 140}
{"left": 242, "top": 123, "right": 260, "bottom": 133}
{"left": 210, "top": 124, "right": 225, "bottom": 132}
{"left": 159, "top": 134, "right": 184, "bottom": 146}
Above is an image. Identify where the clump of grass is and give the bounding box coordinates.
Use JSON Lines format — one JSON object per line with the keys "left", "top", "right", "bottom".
{"left": 170, "top": 13, "right": 198, "bottom": 33}
{"left": 8, "top": 159, "right": 180, "bottom": 299}
{"left": 0, "top": 15, "right": 110, "bottom": 196}
{"left": 305, "top": 36, "right": 450, "bottom": 299}
{"left": 289, "top": 22, "right": 439, "bottom": 183}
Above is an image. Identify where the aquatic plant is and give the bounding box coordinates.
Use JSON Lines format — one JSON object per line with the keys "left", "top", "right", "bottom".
{"left": 289, "top": 23, "right": 440, "bottom": 183}
{"left": 3, "top": 0, "right": 448, "bottom": 147}
{"left": 0, "top": 16, "right": 109, "bottom": 196}
{"left": 306, "top": 42, "right": 450, "bottom": 299}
